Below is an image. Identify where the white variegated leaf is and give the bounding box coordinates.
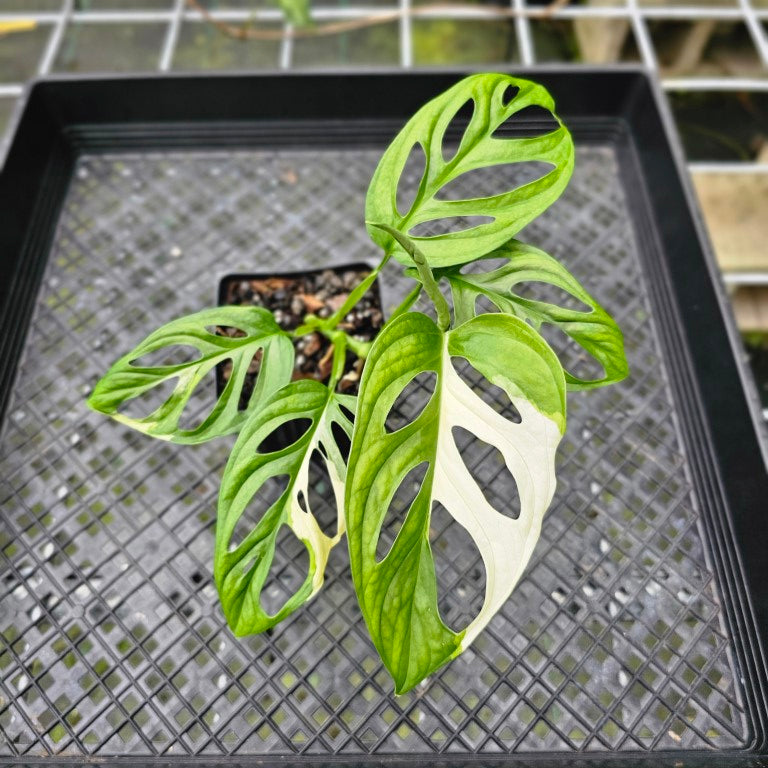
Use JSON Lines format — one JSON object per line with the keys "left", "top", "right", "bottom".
{"left": 87, "top": 306, "right": 293, "bottom": 444}
{"left": 346, "top": 312, "right": 566, "bottom": 693}
{"left": 215, "top": 380, "right": 354, "bottom": 635}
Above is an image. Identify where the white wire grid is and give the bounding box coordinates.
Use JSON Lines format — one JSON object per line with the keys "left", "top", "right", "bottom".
{"left": 1, "top": 0, "right": 768, "bottom": 278}
{"left": 0, "top": 1, "right": 767, "bottom": 83}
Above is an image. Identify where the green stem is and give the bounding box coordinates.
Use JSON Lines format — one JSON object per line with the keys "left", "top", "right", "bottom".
{"left": 321, "top": 251, "right": 392, "bottom": 332}
{"left": 327, "top": 331, "right": 347, "bottom": 387}
{"left": 367, "top": 222, "right": 450, "bottom": 331}
{"left": 343, "top": 334, "right": 372, "bottom": 359}
{"left": 292, "top": 320, "right": 372, "bottom": 360}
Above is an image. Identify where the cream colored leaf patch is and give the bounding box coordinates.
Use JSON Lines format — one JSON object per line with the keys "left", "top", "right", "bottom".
{"left": 87, "top": 306, "right": 294, "bottom": 444}
{"left": 216, "top": 380, "right": 353, "bottom": 635}
{"left": 346, "top": 312, "right": 566, "bottom": 694}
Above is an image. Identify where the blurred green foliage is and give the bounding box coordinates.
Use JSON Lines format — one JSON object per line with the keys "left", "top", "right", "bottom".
{"left": 412, "top": 20, "right": 517, "bottom": 65}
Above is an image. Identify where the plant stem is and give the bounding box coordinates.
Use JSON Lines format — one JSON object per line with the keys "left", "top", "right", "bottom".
{"left": 367, "top": 222, "right": 451, "bottom": 332}
{"left": 315, "top": 326, "right": 371, "bottom": 360}
{"left": 327, "top": 331, "right": 348, "bottom": 387}
{"left": 293, "top": 248, "right": 392, "bottom": 360}
{"left": 321, "top": 252, "right": 392, "bottom": 332}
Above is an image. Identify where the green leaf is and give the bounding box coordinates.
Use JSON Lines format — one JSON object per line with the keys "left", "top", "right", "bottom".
{"left": 365, "top": 73, "right": 574, "bottom": 269}
{"left": 346, "top": 312, "right": 566, "bottom": 694}
{"left": 87, "top": 306, "right": 293, "bottom": 444}
{"left": 443, "top": 240, "right": 628, "bottom": 390}
{"left": 216, "top": 380, "right": 354, "bottom": 635}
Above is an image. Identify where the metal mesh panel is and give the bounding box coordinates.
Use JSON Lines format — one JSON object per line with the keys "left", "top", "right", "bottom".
{"left": 0, "top": 146, "right": 750, "bottom": 757}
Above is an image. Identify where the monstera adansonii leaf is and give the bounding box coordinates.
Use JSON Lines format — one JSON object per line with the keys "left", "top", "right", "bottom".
{"left": 216, "top": 380, "right": 354, "bottom": 635}
{"left": 87, "top": 307, "right": 293, "bottom": 444}
{"left": 365, "top": 72, "right": 574, "bottom": 269}
{"left": 346, "top": 312, "right": 566, "bottom": 694}
{"left": 443, "top": 240, "right": 628, "bottom": 390}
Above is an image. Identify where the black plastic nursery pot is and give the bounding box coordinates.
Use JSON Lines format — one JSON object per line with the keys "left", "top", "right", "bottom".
{"left": 216, "top": 263, "right": 384, "bottom": 403}
{"left": 216, "top": 264, "right": 383, "bottom": 452}
{"left": 0, "top": 69, "right": 767, "bottom": 766}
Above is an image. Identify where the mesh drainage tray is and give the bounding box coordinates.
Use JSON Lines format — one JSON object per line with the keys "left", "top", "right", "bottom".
{"left": 1, "top": 70, "right": 767, "bottom": 766}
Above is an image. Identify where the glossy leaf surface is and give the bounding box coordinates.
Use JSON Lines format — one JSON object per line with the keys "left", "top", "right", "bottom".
{"left": 366, "top": 73, "right": 574, "bottom": 268}
{"left": 87, "top": 307, "right": 293, "bottom": 444}
{"left": 216, "top": 380, "right": 354, "bottom": 635}
{"left": 444, "top": 240, "right": 628, "bottom": 390}
{"left": 346, "top": 312, "right": 566, "bottom": 693}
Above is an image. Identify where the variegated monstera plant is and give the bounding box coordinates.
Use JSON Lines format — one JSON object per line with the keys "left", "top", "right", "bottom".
{"left": 88, "top": 73, "right": 627, "bottom": 694}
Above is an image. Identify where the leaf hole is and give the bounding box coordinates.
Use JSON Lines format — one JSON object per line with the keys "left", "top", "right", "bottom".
{"left": 331, "top": 420, "right": 351, "bottom": 461}
{"left": 130, "top": 344, "right": 202, "bottom": 368}
{"left": 297, "top": 490, "right": 308, "bottom": 513}
{"left": 115, "top": 377, "right": 178, "bottom": 421}
{"left": 385, "top": 371, "right": 437, "bottom": 433}
{"left": 306, "top": 451, "right": 339, "bottom": 539}
{"left": 339, "top": 404, "right": 355, "bottom": 423}
{"left": 502, "top": 83, "right": 520, "bottom": 107}
{"left": 450, "top": 356, "right": 521, "bottom": 423}
{"left": 433, "top": 162, "right": 555, "bottom": 202}
{"left": 492, "top": 105, "right": 559, "bottom": 139}
{"left": 538, "top": 323, "right": 606, "bottom": 382}
{"left": 212, "top": 324, "right": 247, "bottom": 338}
{"left": 396, "top": 142, "right": 426, "bottom": 218}
{"left": 177, "top": 364, "right": 218, "bottom": 431}
{"left": 442, "top": 99, "right": 475, "bottom": 163}
{"left": 256, "top": 418, "right": 312, "bottom": 454}
{"left": 376, "top": 461, "right": 429, "bottom": 562}
{"left": 451, "top": 426, "right": 520, "bottom": 519}
{"left": 513, "top": 281, "right": 592, "bottom": 314}
{"left": 228, "top": 474, "right": 290, "bottom": 552}
{"left": 430, "top": 501, "right": 486, "bottom": 632}
{"left": 237, "top": 348, "right": 265, "bottom": 411}
{"left": 260, "top": 525, "right": 309, "bottom": 618}
{"left": 409, "top": 215, "right": 494, "bottom": 239}
{"left": 460, "top": 256, "right": 509, "bottom": 275}
{"left": 473, "top": 294, "right": 500, "bottom": 317}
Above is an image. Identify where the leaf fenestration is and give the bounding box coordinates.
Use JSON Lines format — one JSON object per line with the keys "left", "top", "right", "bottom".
{"left": 346, "top": 312, "right": 566, "bottom": 694}
{"left": 365, "top": 73, "right": 574, "bottom": 269}
{"left": 216, "top": 380, "right": 354, "bottom": 635}
{"left": 87, "top": 306, "right": 294, "bottom": 444}
{"left": 444, "top": 240, "right": 628, "bottom": 390}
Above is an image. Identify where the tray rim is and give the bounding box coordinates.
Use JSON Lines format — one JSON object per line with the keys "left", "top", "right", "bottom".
{"left": 1, "top": 67, "right": 767, "bottom": 764}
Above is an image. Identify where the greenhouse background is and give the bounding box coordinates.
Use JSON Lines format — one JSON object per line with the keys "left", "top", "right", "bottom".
{"left": 2, "top": 2, "right": 768, "bottom": 761}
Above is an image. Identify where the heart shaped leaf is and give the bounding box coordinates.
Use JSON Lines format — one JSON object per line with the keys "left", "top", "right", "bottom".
{"left": 444, "top": 240, "right": 628, "bottom": 390}
{"left": 87, "top": 306, "right": 294, "bottom": 444}
{"left": 365, "top": 73, "right": 574, "bottom": 269}
{"left": 216, "top": 380, "right": 354, "bottom": 635}
{"left": 346, "top": 312, "right": 566, "bottom": 694}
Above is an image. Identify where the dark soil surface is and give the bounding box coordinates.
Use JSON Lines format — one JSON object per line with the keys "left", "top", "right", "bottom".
{"left": 218, "top": 265, "right": 383, "bottom": 408}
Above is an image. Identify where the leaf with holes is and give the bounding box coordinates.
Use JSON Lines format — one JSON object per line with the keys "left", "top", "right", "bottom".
{"left": 442, "top": 240, "right": 628, "bottom": 390}
{"left": 216, "top": 379, "right": 354, "bottom": 635}
{"left": 365, "top": 72, "right": 574, "bottom": 269}
{"left": 87, "top": 307, "right": 294, "bottom": 444}
{"left": 346, "top": 311, "right": 566, "bottom": 694}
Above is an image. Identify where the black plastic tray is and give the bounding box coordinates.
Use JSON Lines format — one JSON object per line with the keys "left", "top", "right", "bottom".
{"left": 1, "top": 69, "right": 767, "bottom": 765}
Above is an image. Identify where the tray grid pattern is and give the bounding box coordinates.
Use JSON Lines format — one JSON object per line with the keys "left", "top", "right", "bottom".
{"left": 0, "top": 145, "right": 751, "bottom": 756}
